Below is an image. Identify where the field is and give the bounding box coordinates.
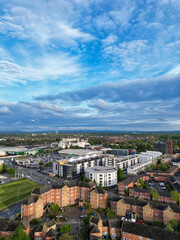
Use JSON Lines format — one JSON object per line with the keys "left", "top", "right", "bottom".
{"left": 0, "top": 178, "right": 41, "bottom": 211}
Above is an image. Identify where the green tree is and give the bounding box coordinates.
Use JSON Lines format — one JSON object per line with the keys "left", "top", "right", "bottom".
{"left": 105, "top": 207, "right": 110, "bottom": 214}
{"left": 58, "top": 233, "right": 73, "bottom": 240}
{"left": 60, "top": 225, "right": 72, "bottom": 233}
{"left": 166, "top": 224, "right": 174, "bottom": 232}
{"left": 159, "top": 163, "right": 167, "bottom": 171}
{"left": 170, "top": 191, "right": 180, "bottom": 204}
{"left": 124, "top": 189, "right": 129, "bottom": 196}
{"left": 50, "top": 203, "right": 59, "bottom": 213}
{"left": 150, "top": 188, "right": 160, "bottom": 199}
{"left": 7, "top": 168, "right": 16, "bottom": 176}
{"left": 7, "top": 225, "right": 30, "bottom": 240}
{"left": 117, "top": 169, "right": 124, "bottom": 181}
{"left": 139, "top": 179, "right": 144, "bottom": 188}
{"left": 39, "top": 161, "right": 44, "bottom": 166}
{"left": 93, "top": 179, "right": 97, "bottom": 186}
{"left": 169, "top": 219, "right": 178, "bottom": 229}
{"left": 16, "top": 213, "right": 21, "bottom": 220}
{"left": 150, "top": 164, "right": 157, "bottom": 170}
{"left": 86, "top": 202, "right": 92, "bottom": 211}
{"left": 2, "top": 164, "right": 8, "bottom": 173}
{"left": 99, "top": 182, "right": 102, "bottom": 188}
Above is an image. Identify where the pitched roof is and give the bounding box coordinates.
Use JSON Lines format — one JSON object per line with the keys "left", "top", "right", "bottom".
{"left": 122, "top": 221, "right": 180, "bottom": 240}
{"left": 45, "top": 228, "right": 57, "bottom": 237}
{"left": 0, "top": 218, "right": 29, "bottom": 232}
{"left": 91, "top": 188, "right": 107, "bottom": 194}
{"left": 129, "top": 187, "right": 151, "bottom": 193}
{"left": 23, "top": 195, "right": 40, "bottom": 205}
{"left": 32, "top": 185, "right": 52, "bottom": 195}
{"left": 90, "top": 217, "right": 100, "bottom": 225}
{"left": 78, "top": 181, "right": 96, "bottom": 188}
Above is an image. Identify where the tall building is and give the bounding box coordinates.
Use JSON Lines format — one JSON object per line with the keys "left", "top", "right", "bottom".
{"left": 166, "top": 140, "right": 173, "bottom": 155}
{"left": 153, "top": 141, "right": 173, "bottom": 155}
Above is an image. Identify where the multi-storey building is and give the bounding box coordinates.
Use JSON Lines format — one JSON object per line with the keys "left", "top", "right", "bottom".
{"left": 153, "top": 141, "right": 173, "bottom": 155}
{"left": 146, "top": 165, "right": 179, "bottom": 177}
{"left": 53, "top": 152, "right": 103, "bottom": 179}
{"left": 129, "top": 187, "right": 151, "bottom": 200}
{"left": 21, "top": 195, "right": 44, "bottom": 221}
{"left": 90, "top": 188, "right": 107, "bottom": 209}
{"left": 121, "top": 221, "right": 180, "bottom": 240}
{"left": 21, "top": 181, "right": 107, "bottom": 221}
{"left": 110, "top": 197, "right": 180, "bottom": 225}
{"left": 85, "top": 166, "right": 117, "bottom": 187}
{"left": 118, "top": 175, "right": 149, "bottom": 195}
{"left": 89, "top": 217, "right": 180, "bottom": 240}
{"left": 34, "top": 219, "right": 57, "bottom": 240}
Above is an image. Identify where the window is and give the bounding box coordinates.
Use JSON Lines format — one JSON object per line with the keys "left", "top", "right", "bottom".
{"left": 139, "top": 236, "right": 143, "bottom": 239}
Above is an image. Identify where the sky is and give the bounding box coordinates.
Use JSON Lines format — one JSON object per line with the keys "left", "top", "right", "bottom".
{"left": 0, "top": 0, "right": 180, "bottom": 132}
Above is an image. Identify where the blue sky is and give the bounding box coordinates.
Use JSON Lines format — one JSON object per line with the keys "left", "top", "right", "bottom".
{"left": 0, "top": 0, "right": 180, "bottom": 132}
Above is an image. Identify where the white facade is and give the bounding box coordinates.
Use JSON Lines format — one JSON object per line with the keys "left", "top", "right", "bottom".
{"left": 85, "top": 166, "right": 117, "bottom": 187}
{"left": 127, "top": 159, "right": 152, "bottom": 175}
{"left": 139, "top": 151, "right": 162, "bottom": 161}
{"left": 58, "top": 138, "right": 91, "bottom": 149}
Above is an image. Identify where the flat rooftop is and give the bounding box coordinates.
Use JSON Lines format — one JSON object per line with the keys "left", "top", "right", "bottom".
{"left": 58, "top": 149, "right": 102, "bottom": 156}
{"left": 85, "top": 166, "right": 117, "bottom": 173}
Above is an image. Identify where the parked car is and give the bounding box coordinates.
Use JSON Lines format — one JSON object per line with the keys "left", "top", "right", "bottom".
{"left": 138, "top": 220, "right": 144, "bottom": 224}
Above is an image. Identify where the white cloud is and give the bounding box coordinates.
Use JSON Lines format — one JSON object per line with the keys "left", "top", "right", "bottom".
{"left": 102, "top": 34, "right": 118, "bottom": 46}
{"left": 0, "top": 106, "right": 11, "bottom": 114}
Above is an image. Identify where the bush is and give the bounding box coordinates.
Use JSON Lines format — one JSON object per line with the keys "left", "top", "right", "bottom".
{"left": 97, "top": 208, "right": 104, "bottom": 213}
{"left": 159, "top": 164, "right": 168, "bottom": 171}
{"left": 107, "top": 211, "right": 116, "bottom": 218}
{"left": 83, "top": 216, "right": 90, "bottom": 225}
{"left": 60, "top": 225, "right": 72, "bottom": 233}
{"left": 86, "top": 202, "right": 92, "bottom": 211}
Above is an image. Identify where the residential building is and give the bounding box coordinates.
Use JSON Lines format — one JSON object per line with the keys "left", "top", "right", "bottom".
{"left": 21, "top": 181, "right": 101, "bottom": 221}
{"left": 153, "top": 141, "right": 173, "bottom": 155}
{"left": 0, "top": 218, "right": 30, "bottom": 239}
{"left": 34, "top": 219, "right": 57, "bottom": 240}
{"left": 121, "top": 221, "right": 180, "bottom": 240}
{"left": 85, "top": 166, "right": 117, "bottom": 187}
{"left": 129, "top": 187, "right": 151, "bottom": 200}
{"left": 21, "top": 195, "right": 44, "bottom": 221}
{"left": 53, "top": 151, "right": 103, "bottom": 179}
{"left": 90, "top": 188, "right": 108, "bottom": 209}
{"left": 110, "top": 196, "right": 180, "bottom": 225}
{"left": 89, "top": 217, "right": 180, "bottom": 240}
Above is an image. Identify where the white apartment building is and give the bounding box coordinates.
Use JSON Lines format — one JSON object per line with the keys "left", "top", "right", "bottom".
{"left": 127, "top": 151, "right": 162, "bottom": 175}
{"left": 85, "top": 166, "right": 117, "bottom": 187}
{"left": 127, "top": 159, "right": 152, "bottom": 175}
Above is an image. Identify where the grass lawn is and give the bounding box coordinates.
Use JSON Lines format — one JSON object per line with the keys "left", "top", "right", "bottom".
{"left": 0, "top": 178, "right": 41, "bottom": 211}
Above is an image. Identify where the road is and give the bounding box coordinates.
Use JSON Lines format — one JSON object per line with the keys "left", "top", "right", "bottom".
{"left": 5, "top": 160, "right": 63, "bottom": 186}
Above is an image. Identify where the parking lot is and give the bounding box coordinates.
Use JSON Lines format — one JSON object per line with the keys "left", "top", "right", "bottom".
{"left": 149, "top": 180, "right": 169, "bottom": 195}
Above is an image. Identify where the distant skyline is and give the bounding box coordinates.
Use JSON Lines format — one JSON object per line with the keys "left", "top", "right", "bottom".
{"left": 0, "top": 0, "right": 180, "bottom": 132}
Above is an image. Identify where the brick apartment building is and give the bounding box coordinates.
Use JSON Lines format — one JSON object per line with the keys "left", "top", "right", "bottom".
{"left": 146, "top": 165, "right": 179, "bottom": 177}
{"left": 34, "top": 219, "right": 57, "bottom": 240}
{"left": 90, "top": 188, "right": 107, "bottom": 209}
{"left": 21, "top": 181, "right": 108, "bottom": 221}
{"left": 89, "top": 217, "right": 180, "bottom": 240}
{"left": 118, "top": 175, "right": 149, "bottom": 196}
{"left": 129, "top": 188, "right": 151, "bottom": 200}
{"left": 0, "top": 218, "right": 30, "bottom": 239}
{"left": 110, "top": 197, "right": 180, "bottom": 225}
{"left": 121, "top": 221, "right": 180, "bottom": 240}
{"left": 89, "top": 217, "right": 121, "bottom": 239}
